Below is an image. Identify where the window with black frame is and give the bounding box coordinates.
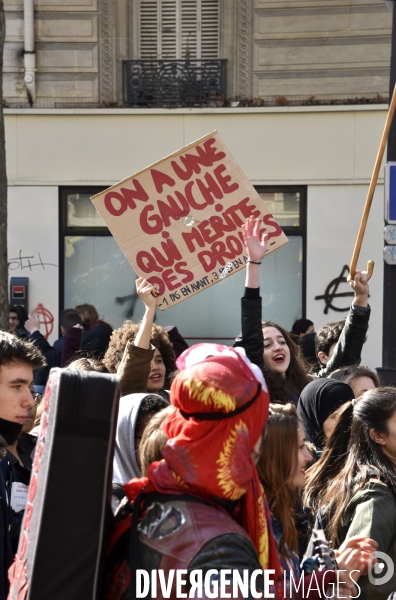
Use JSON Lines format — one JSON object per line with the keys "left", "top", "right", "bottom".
{"left": 60, "top": 186, "right": 306, "bottom": 341}
{"left": 254, "top": 187, "right": 306, "bottom": 330}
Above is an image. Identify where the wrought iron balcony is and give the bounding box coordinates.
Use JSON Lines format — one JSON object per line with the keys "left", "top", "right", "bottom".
{"left": 122, "top": 59, "right": 227, "bottom": 107}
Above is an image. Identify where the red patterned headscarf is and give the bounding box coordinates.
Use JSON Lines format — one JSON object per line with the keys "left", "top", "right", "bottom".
{"left": 124, "top": 344, "right": 282, "bottom": 584}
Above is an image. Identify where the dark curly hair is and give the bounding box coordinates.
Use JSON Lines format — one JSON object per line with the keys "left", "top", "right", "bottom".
{"left": 103, "top": 321, "right": 176, "bottom": 386}
{"left": 261, "top": 320, "right": 312, "bottom": 403}
{"left": 315, "top": 319, "right": 345, "bottom": 363}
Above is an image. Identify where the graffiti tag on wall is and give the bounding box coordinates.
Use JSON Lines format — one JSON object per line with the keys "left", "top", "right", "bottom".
{"left": 8, "top": 250, "right": 57, "bottom": 271}
{"left": 32, "top": 304, "right": 54, "bottom": 340}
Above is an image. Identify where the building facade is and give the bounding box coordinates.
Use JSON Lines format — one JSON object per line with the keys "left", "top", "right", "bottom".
{"left": 5, "top": 0, "right": 392, "bottom": 107}
{"left": 4, "top": 1, "right": 392, "bottom": 370}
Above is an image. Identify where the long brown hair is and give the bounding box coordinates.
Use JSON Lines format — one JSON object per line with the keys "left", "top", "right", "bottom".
{"left": 303, "top": 400, "right": 353, "bottom": 513}
{"left": 321, "top": 388, "right": 396, "bottom": 547}
{"left": 257, "top": 403, "right": 300, "bottom": 556}
{"left": 261, "top": 320, "right": 312, "bottom": 402}
{"left": 75, "top": 303, "right": 99, "bottom": 324}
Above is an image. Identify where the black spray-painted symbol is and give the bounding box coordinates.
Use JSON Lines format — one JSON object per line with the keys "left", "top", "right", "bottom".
{"left": 314, "top": 265, "right": 354, "bottom": 315}
{"left": 115, "top": 290, "right": 139, "bottom": 320}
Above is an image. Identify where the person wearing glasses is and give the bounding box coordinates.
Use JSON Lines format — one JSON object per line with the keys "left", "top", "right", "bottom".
{"left": 8, "top": 306, "right": 28, "bottom": 340}
{"left": 0, "top": 331, "right": 45, "bottom": 569}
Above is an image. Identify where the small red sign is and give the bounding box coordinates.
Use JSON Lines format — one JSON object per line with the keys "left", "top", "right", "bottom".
{"left": 12, "top": 286, "right": 25, "bottom": 299}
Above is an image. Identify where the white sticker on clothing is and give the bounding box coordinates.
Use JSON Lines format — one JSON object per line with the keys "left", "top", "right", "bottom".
{"left": 10, "top": 482, "right": 29, "bottom": 512}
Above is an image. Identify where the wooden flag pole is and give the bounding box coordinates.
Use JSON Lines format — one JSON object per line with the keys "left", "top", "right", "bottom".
{"left": 350, "top": 83, "right": 396, "bottom": 280}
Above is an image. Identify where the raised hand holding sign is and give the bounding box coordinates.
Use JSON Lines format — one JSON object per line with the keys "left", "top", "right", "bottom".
{"left": 91, "top": 131, "right": 288, "bottom": 310}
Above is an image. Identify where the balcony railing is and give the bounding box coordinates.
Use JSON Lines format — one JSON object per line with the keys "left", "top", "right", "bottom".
{"left": 122, "top": 59, "right": 227, "bottom": 107}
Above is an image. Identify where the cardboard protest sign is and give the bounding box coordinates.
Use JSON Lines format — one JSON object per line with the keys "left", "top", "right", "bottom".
{"left": 91, "top": 131, "right": 288, "bottom": 310}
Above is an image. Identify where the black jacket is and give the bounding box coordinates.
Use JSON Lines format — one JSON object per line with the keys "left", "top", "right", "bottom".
{"left": 233, "top": 288, "right": 371, "bottom": 381}
{"left": 314, "top": 303, "right": 371, "bottom": 377}
{"left": 29, "top": 331, "right": 64, "bottom": 387}
{"left": 233, "top": 287, "right": 264, "bottom": 373}
{"left": 0, "top": 420, "right": 23, "bottom": 600}
{"left": 5, "top": 434, "right": 36, "bottom": 555}
{"left": 0, "top": 464, "right": 12, "bottom": 600}
{"left": 81, "top": 321, "right": 113, "bottom": 356}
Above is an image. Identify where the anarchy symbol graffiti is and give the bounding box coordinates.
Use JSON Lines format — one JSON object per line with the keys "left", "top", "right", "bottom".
{"left": 32, "top": 303, "right": 54, "bottom": 340}
{"left": 314, "top": 265, "right": 354, "bottom": 315}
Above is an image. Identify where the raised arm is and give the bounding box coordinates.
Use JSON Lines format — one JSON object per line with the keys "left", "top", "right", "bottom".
{"left": 25, "top": 315, "right": 59, "bottom": 369}
{"left": 133, "top": 278, "right": 158, "bottom": 349}
{"left": 316, "top": 270, "right": 370, "bottom": 378}
{"left": 234, "top": 217, "right": 269, "bottom": 373}
{"left": 117, "top": 278, "right": 157, "bottom": 396}
{"left": 242, "top": 216, "right": 269, "bottom": 289}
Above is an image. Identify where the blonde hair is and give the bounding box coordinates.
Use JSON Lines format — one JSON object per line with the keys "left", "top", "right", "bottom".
{"left": 33, "top": 401, "right": 43, "bottom": 429}
{"left": 139, "top": 406, "right": 175, "bottom": 475}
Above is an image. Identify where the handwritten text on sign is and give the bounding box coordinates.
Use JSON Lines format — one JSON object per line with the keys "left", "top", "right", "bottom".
{"left": 91, "top": 131, "right": 288, "bottom": 310}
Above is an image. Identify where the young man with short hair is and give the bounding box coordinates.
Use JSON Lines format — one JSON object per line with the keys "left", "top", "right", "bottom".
{"left": 8, "top": 307, "right": 20, "bottom": 336}
{"left": 0, "top": 331, "right": 45, "bottom": 595}
{"left": 8, "top": 306, "right": 28, "bottom": 340}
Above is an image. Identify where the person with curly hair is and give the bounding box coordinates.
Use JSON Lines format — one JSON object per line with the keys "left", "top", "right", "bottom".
{"left": 103, "top": 278, "right": 176, "bottom": 399}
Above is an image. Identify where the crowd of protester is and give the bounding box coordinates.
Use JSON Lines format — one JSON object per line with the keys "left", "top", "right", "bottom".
{"left": 1, "top": 216, "right": 395, "bottom": 599}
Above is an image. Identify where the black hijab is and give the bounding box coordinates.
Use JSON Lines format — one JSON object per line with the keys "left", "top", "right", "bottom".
{"left": 297, "top": 378, "right": 354, "bottom": 450}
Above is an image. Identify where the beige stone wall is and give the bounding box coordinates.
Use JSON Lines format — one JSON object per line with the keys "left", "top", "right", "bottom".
{"left": 4, "top": 0, "right": 102, "bottom": 107}
{"left": 3, "top": 0, "right": 393, "bottom": 106}
{"left": 250, "top": 0, "right": 392, "bottom": 101}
